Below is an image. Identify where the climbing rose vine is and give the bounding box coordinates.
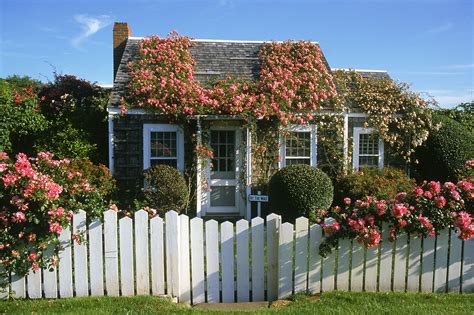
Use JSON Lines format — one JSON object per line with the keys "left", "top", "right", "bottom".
{"left": 0, "top": 152, "right": 107, "bottom": 278}
{"left": 314, "top": 176, "right": 473, "bottom": 257}
{"left": 126, "top": 32, "right": 336, "bottom": 125}
{"left": 333, "top": 70, "right": 434, "bottom": 162}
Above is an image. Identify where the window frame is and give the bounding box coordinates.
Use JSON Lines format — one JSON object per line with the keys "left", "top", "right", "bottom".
{"left": 143, "top": 123, "right": 184, "bottom": 172}
{"left": 279, "top": 124, "right": 317, "bottom": 169}
{"left": 352, "top": 127, "right": 384, "bottom": 170}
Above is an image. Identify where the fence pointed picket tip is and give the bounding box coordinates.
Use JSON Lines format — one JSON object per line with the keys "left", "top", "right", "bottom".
{"left": 266, "top": 213, "right": 280, "bottom": 219}
{"left": 251, "top": 216, "right": 264, "bottom": 224}
{"left": 179, "top": 213, "right": 189, "bottom": 220}
{"left": 165, "top": 210, "right": 180, "bottom": 218}
{"left": 119, "top": 216, "right": 132, "bottom": 224}
{"left": 221, "top": 221, "right": 233, "bottom": 228}
{"left": 135, "top": 209, "right": 149, "bottom": 216}
{"left": 205, "top": 219, "right": 218, "bottom": 225}
{"left": 150, "top": 215, "right": 163, "bottom": 223}
{"left": 281, "top": 222, "right": 294, "bottom": 229}
{"left": 236, "top": 218, "right": 248, "bottom": 225}
{"left": 190, "top": 216, "right": 203, "bottom": 223}
{"left": 295, "top": 216, "right": 309, "bottom": 224}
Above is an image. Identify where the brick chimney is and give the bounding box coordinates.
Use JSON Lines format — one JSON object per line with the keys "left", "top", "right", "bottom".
{"left": 113, "top": 22, "right": 131, "bottom": 80}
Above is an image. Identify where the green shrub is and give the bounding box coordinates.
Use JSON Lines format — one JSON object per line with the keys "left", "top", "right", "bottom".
{"left": 334, "top": 167, "right": 415, "bottom": 205}
{"left": 268, "top": 164, "right": 333, "bottom": 222}
{"left": 68, "top": 159, "right": 117, "bottom": 198}
{"left": 140, "top": 165, "right": 189, "bottom": 215}
{"left": 413, "top": 113, "right": 474, "bottom": 182}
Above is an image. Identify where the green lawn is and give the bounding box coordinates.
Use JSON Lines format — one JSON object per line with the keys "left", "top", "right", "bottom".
{"left": 1, "top": 292, "right": 472, "bottom": 314}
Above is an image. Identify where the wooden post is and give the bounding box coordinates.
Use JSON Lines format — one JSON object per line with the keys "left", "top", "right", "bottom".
{"left": 196, "top": 117, "right": 202, "bottom": 217}
{"left": 246, "top": 127, "right": 252, "bottom": 220}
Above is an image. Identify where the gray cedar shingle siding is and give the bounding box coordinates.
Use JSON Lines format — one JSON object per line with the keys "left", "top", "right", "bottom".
{"left": 108, "top": 39, "right": 330, "bottom": 107}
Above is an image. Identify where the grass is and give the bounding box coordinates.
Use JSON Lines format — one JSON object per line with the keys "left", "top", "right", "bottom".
{"left": 0, "top": 292, "right": 472, "bottom": 314}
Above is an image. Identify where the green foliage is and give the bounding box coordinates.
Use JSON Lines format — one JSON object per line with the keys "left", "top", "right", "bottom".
{"left": 437, "top": 102, "right": 473, "bottom": 131}
{"left": 140, "top": 165, "right": 189, "bottom": 215}
{"left": 268, "top": 164, "right": 334, "bottom": 222}
{"left": 38, "top": 74, "right": 109, "bottom": 164}
{"left": 34, "top": 121, "right": 97, "bottom": 160}
{"left": 0, "top": 74, "right": 109, "bottom": 164}
{"left": 0, "top": 78, "right": 49, "bottom": 154}
{"left": 68, "top": 159, "right": 117, "bottom": 198}
{"left": 334, "top": 167, "right": 415, "bottom": 205}
{"left": 413, "top": 112, "right": 474, "bottom": 182}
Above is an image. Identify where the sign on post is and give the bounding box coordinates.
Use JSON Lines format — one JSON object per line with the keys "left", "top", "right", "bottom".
{"left": 249, "top": 191, "right": 269, "bottom": 218}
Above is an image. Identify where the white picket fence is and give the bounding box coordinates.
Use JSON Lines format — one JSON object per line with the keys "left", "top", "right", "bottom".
{"left": 1, "top": 210, "right": 473, "bottom": 302}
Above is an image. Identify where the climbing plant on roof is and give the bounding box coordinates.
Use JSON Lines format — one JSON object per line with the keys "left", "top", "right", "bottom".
{"left": 125, "top": 31, "right": 337, "bottom": 125}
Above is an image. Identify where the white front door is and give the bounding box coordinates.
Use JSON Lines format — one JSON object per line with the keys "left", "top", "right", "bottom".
{"left": 204, "top": 128, "right": 242, "bottom": 214}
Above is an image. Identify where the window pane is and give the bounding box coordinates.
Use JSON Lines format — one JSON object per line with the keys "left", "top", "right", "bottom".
{"left": 359, "top": 134, "right": 379, "bottom": 155}
{"left": 286, "top": 132, "right": 311, "bottom": 157}
{"left": 210, "top": 186, "right": 236, "bottom": 207}
{"left": 210, "top": 130, "right": 236, "bottom": 179}
{"left": 151, "top": 131, "right": 177, "bottom": 158}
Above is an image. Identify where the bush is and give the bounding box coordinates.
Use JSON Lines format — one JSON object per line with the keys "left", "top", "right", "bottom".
{"left": 0, "top": 152, "right": 108, "bottom": 278}
{"left": 334, "top": 167, "right": 415, "bottom": 206}
{"left": 268, "top": 164, "right": 333, "bottom": 222}
{"left": 140, "top": 165, "right": 189, "bottom": 215}
{"left": 67, "top": 159, "right": 116, "bottom": 198}
{"left": 414, "top": 113, "right": 474, "bottom": 182}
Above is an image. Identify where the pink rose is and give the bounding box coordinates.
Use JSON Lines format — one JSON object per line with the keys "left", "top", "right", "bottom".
{"left": 344, "top": 197, "right": 351, "bottom": 205}
{"left": 391, "top": 203, "right": 408, "bottom": 219}
{"left": 12, "top": 211, "right": 26, "bottom": 222}
{"left": 434, "top": 196, "right": 446, "bottom": 208}
{"left": 376, "top": 201, "right": 386, "bottom": 216}
{"left": 423, "top": 191, "right": 433, "bottom": 199}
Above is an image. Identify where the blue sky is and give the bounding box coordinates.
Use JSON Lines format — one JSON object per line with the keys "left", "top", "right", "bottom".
{"left": 1, "top": 0, "right": 472, "bottom": 108}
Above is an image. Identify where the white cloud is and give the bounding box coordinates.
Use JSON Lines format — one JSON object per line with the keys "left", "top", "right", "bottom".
{"left": 420, "top": 89, "right": 473, "bottom": 108}
{"left": 426, "top": 22, "right": 453, "bottom": 34}
{"left": 71, "top": 14, "right": 112, "bottom": 48}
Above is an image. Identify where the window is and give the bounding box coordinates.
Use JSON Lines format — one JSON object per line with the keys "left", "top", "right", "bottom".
{"left": 353, "top": 127, "right": 384, "bottom": 170}
{"left": 279, "top": 125, "right": 317, "bottom": 168}
{"left": 143, "top": 124, "right": 184, "bottom": 172}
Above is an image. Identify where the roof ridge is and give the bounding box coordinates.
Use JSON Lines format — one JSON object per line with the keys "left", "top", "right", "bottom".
{"left": 128, "top": 36, "right": 319, "bottom": 44}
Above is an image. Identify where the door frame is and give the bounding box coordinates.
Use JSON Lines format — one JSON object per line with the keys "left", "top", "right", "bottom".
{"left": 202, "top": 125, "right": 244, "bottom": 216}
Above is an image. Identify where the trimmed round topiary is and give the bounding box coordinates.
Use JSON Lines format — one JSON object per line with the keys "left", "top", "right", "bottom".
{"left": 268, "top": 164, "right": 334, "bottom": 222}
{"left": 141, "top": 165, "right": 189, "bottom": 215}
{"left": 414, "top": 113, "right": 474, "bottom": 182}
{"left": 333, "top": 166, "right": 415, "bottom": 206}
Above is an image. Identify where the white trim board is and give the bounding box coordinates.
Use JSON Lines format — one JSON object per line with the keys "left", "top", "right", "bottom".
{"left": 352, "top": 127, "right": 384, "bottom": 170}
{"left": 279, "top": 124, "right": 317, "bottom": 169}
{"left": 143, "top": 124, "right": 185, "bottom": 172}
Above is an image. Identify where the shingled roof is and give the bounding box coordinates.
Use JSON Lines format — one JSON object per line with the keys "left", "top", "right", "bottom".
{"left": 108, "top": 38, "right": 331, "bottom": 107}
{"left": 332, "top": 68, "right": 391, "bottom": 80}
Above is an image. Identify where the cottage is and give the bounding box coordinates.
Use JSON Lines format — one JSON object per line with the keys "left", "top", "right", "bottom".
{"left": 107, "top": 22, "right": 400, "bottom": 220}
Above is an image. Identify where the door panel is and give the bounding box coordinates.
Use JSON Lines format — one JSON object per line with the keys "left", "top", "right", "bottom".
{"left": 205, "top": 129, "right": 241, "bottom": 213}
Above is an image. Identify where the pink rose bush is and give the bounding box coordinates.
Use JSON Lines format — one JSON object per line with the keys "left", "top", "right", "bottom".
{"left": 126, "top": 32, "right": 336, "bottom": 125}
{"left": 316, "top": 178, "right": 474, "bottom": 257}
{"left": 0, "top": 152, "right": 107, "bottom": 277}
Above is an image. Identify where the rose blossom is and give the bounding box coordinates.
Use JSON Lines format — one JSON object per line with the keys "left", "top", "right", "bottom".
{"left": 344, "top": 197, "right": 351, "bottom": 205}
{"left": 391, "top": 203, "right": 408, "bottom": 219}
{"left": 434, "top": 196, "right": 446, "bottom": 209}
{"left": 323, "top": 222, "right": 340, "bottom": 235}
{"left": 12, "top": 211, "right": 26, "bottom": 222}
